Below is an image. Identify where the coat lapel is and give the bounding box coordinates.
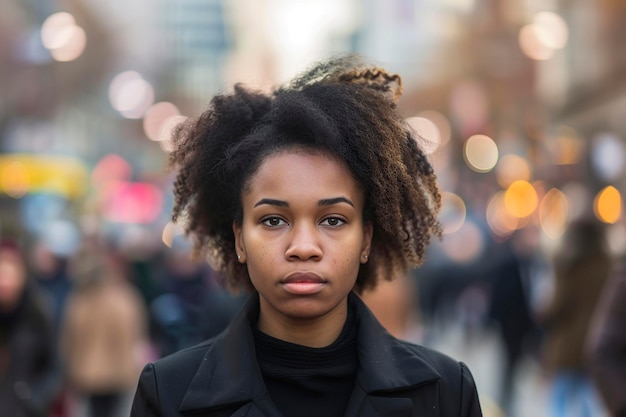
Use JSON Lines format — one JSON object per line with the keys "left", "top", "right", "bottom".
{"left": 343, "top": 384, "right": 440, "bottom": 417}
{"left": 228, "top": 395, "right": 283, "bottom": 417}
{"left": 350, "top": 293, "right": 441, "bottom": 389}
{"left": 345, "top": 385, "right": 415, "bottom": 417}
{"left": 346, "top": 293, "right": 442, "bottom": 417}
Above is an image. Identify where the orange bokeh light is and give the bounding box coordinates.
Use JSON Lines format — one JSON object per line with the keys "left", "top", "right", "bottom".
{"left": 594, "top": 186, "right": 622, "bottom": 224}
{"left": 504, "top": 180, "right": 538, "bottom": 218}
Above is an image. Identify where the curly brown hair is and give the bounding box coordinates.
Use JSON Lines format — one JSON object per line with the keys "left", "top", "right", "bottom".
{"left": 169, "top": 55, "right": 442, "bottom": 293}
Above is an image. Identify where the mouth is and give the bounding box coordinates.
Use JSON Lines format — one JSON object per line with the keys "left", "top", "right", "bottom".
{"left": 280, "top": 272, "right": 327, "bottom": 295}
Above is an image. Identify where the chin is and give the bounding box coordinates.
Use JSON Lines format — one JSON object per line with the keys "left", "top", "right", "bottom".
{"left": 278, "top": 297, "right": 343, "bottom": 320}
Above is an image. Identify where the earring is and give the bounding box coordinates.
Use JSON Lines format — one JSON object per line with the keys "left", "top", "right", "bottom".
{"left": 237, "top": 255, "right": 241, "bottom": 260}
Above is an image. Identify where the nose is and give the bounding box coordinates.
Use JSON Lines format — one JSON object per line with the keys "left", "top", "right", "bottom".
{"left": 285, "top": 222, "right": 322, "bottom": 261}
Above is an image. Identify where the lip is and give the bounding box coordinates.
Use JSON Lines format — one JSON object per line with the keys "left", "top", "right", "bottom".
{"left": 280, "top": 272, "right": 327, "bottom": 295}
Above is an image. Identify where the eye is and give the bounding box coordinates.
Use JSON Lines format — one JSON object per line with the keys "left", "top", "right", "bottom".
{"left": 261, "top": 216, "right": 287, "bottom": 227}
{"left": 321, "top": 216, "right": 346, "bottom": 227}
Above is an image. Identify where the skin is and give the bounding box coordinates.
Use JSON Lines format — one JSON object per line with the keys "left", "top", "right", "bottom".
{"left": 233, "top": 150, "right": 372, "bottom": 348}
{"left": 0, "top": 251, "right": 26, "bottom": 312}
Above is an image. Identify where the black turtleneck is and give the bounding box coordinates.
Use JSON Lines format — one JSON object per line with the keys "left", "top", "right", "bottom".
{"left": 253, "top": 306, "right": 358, "bottom": 417}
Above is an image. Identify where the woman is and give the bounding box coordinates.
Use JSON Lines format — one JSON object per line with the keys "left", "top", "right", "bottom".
{"left": 61, "top": 244, "right": 148, "bottom": 417}
{"left": 0, "top": 240, "right": 63, "bottom": 417}
{"left": 131, "top": 56, "right": 483, "bottom": 417}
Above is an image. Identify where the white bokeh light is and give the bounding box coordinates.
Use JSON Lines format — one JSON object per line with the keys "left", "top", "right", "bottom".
{"left": 109, "top": 71, "right": 155, "bottom": 119}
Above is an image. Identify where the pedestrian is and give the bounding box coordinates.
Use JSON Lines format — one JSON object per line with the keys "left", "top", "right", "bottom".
{"left": 485, "top": 231, "right": 541, "bottom": 413}
{"left": 150, "top": 239, "right": 245, "bottom": 357}
{"left": 587, "top": 260, "right": 626, "bottom": 417}
{"left": 61, "top": 243, "right": 149, "bottom": 417}
{"left": 538, "top": 218, "right": 612, "bottom": 417}
{"left": 0, "top": 239, "right": 63, "bottom": 417}
{"left": 131, "top": 55, "right": 483, "bottom": 417}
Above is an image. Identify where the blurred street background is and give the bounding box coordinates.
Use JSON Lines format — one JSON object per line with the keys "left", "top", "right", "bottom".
{"left": 1, "top": 1, "right": 625, "bottom": 417}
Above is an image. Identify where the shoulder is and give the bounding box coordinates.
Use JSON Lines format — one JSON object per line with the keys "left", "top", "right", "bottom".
{"left": 352, "top": 291, "right": 479, "bottom": 396}
{"left": 150, "top": 337, "right": 216, "bottom": 380}
{"left": 391, "top": 339, "right": 482, "bottom": 413}
{"left": 402, "top": 338, "right": 476, "bottom": 383}
{"left": 132, "top": 338, "right": 218, "bottom": 414}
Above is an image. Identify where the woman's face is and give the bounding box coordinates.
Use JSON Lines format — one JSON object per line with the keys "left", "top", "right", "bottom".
{"left": 234, "top": 150, "right": 372, "bottom": 333}
{"left": 0, "top": 251, "right": 26, "bottom": 310}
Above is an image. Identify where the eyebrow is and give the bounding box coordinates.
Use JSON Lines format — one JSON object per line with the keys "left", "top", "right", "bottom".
{"left": 254, "top": 198, "right": 289, "bottom": 208}
{"left": 318, "top": 197, "right": 354, "bottom": 207}
{"left": 253, "top": 197, "right": 354, "bottom": 208}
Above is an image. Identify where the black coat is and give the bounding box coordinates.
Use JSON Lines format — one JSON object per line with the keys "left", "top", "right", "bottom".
{"left": 131, "top": 292, "right": 482, "bottom": 417}
{"left": 0, "top": 288, "right": 62, "bottom": 417}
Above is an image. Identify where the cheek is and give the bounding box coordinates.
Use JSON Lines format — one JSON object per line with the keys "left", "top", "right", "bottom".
{"left": 243, "top": 234, "right": 276, "bottom": 274}
{"left": 333, "top": 240, "right": 364, "bottom": 268}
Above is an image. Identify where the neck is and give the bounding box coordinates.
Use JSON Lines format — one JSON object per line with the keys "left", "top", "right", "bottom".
{"left": 257, "top": 298, "right": 348, "bottom": 348}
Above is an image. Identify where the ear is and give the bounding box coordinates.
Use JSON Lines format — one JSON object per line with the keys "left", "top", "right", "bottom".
{"left": 360, "top": 221, "right": 373, "bottom": 264}
{"left": 232, "top": 222, "right": 246, "bottom": 263}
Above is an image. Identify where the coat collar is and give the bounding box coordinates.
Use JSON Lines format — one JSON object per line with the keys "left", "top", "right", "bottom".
{"left": 179, "top": 292, "right": 441, "bottom": 416}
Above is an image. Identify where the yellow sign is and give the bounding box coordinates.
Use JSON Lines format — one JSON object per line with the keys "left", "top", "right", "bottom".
{"left": 0, "top": 153, "right": 89, "bottom": 198}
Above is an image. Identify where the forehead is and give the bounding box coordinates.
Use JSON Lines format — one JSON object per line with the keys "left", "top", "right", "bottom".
{"left": 245, "top": 150, "right": 363, "bottom": 201}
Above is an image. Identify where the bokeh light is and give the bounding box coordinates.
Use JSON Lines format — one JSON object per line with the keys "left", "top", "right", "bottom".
{"left": 91, "top": 154, "right": 133, "bottom": 188}
{"left": 409, "top": 110, "right": 452, "bottom": 155}
{"left": 158, "top": 115, "right": 188, "bottom": 152}
{"left": 464, "top": 134, "right": 499, "bottom": 173}
{"left": 594, "top": 185, "right": 622, "bottom": 224}
{"left": 40, "top": 12, "right": 86, "bottom": 62}
{"left": 0, "top": 160, "right": 30, "bottom": 198}
{"left": 591, "top": 132, "right": 625, "bottom": 181}
{"left": 518, "top": 11, "right": 567, "bottom": 61}
{"left": 504, "top": 180, "right": 538, "bottom": 218}
{"left": 532, "top": 11, "right": 569, "bottom": 50}
{"left": 486, "top": 191, "right": 520, "bottom": 237}
{"left": 539, "top": 188, "right": 568, "bottom": 239}
{"left": 439, "top": 192, "right": 466, "bottom": 234}
{"left": 419, "top": 111, "right": 451, "bottom": 147}
{"left": 50, "top": 26, "right": 86, "bottom": 62}
{"left": 406, "top": 116, "right": 441, "bottom": 155}
{"left": 41, "top": 12, "right": 75, "bottom": 49}
{"left": 519, "top": 24, "right": 555, "bottom": 61}
{"left": 101, "top": 181, "right": 164, "bottom": 224}
{"left": 143, "top": 102, "right": 181, "bottom": 141}
{"left": 108, "top": 71, "right": 155, "bottom": 119}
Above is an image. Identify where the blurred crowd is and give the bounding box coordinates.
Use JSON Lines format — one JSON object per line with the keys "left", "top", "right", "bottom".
{"left": 364, "top": 217, "right": 626, "bottom": 417}
{"left": 0, "top": 232, "right": 246, "bottom": 417}
{"left": 1, "top": 212, "right": 625, "bottom": 417}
